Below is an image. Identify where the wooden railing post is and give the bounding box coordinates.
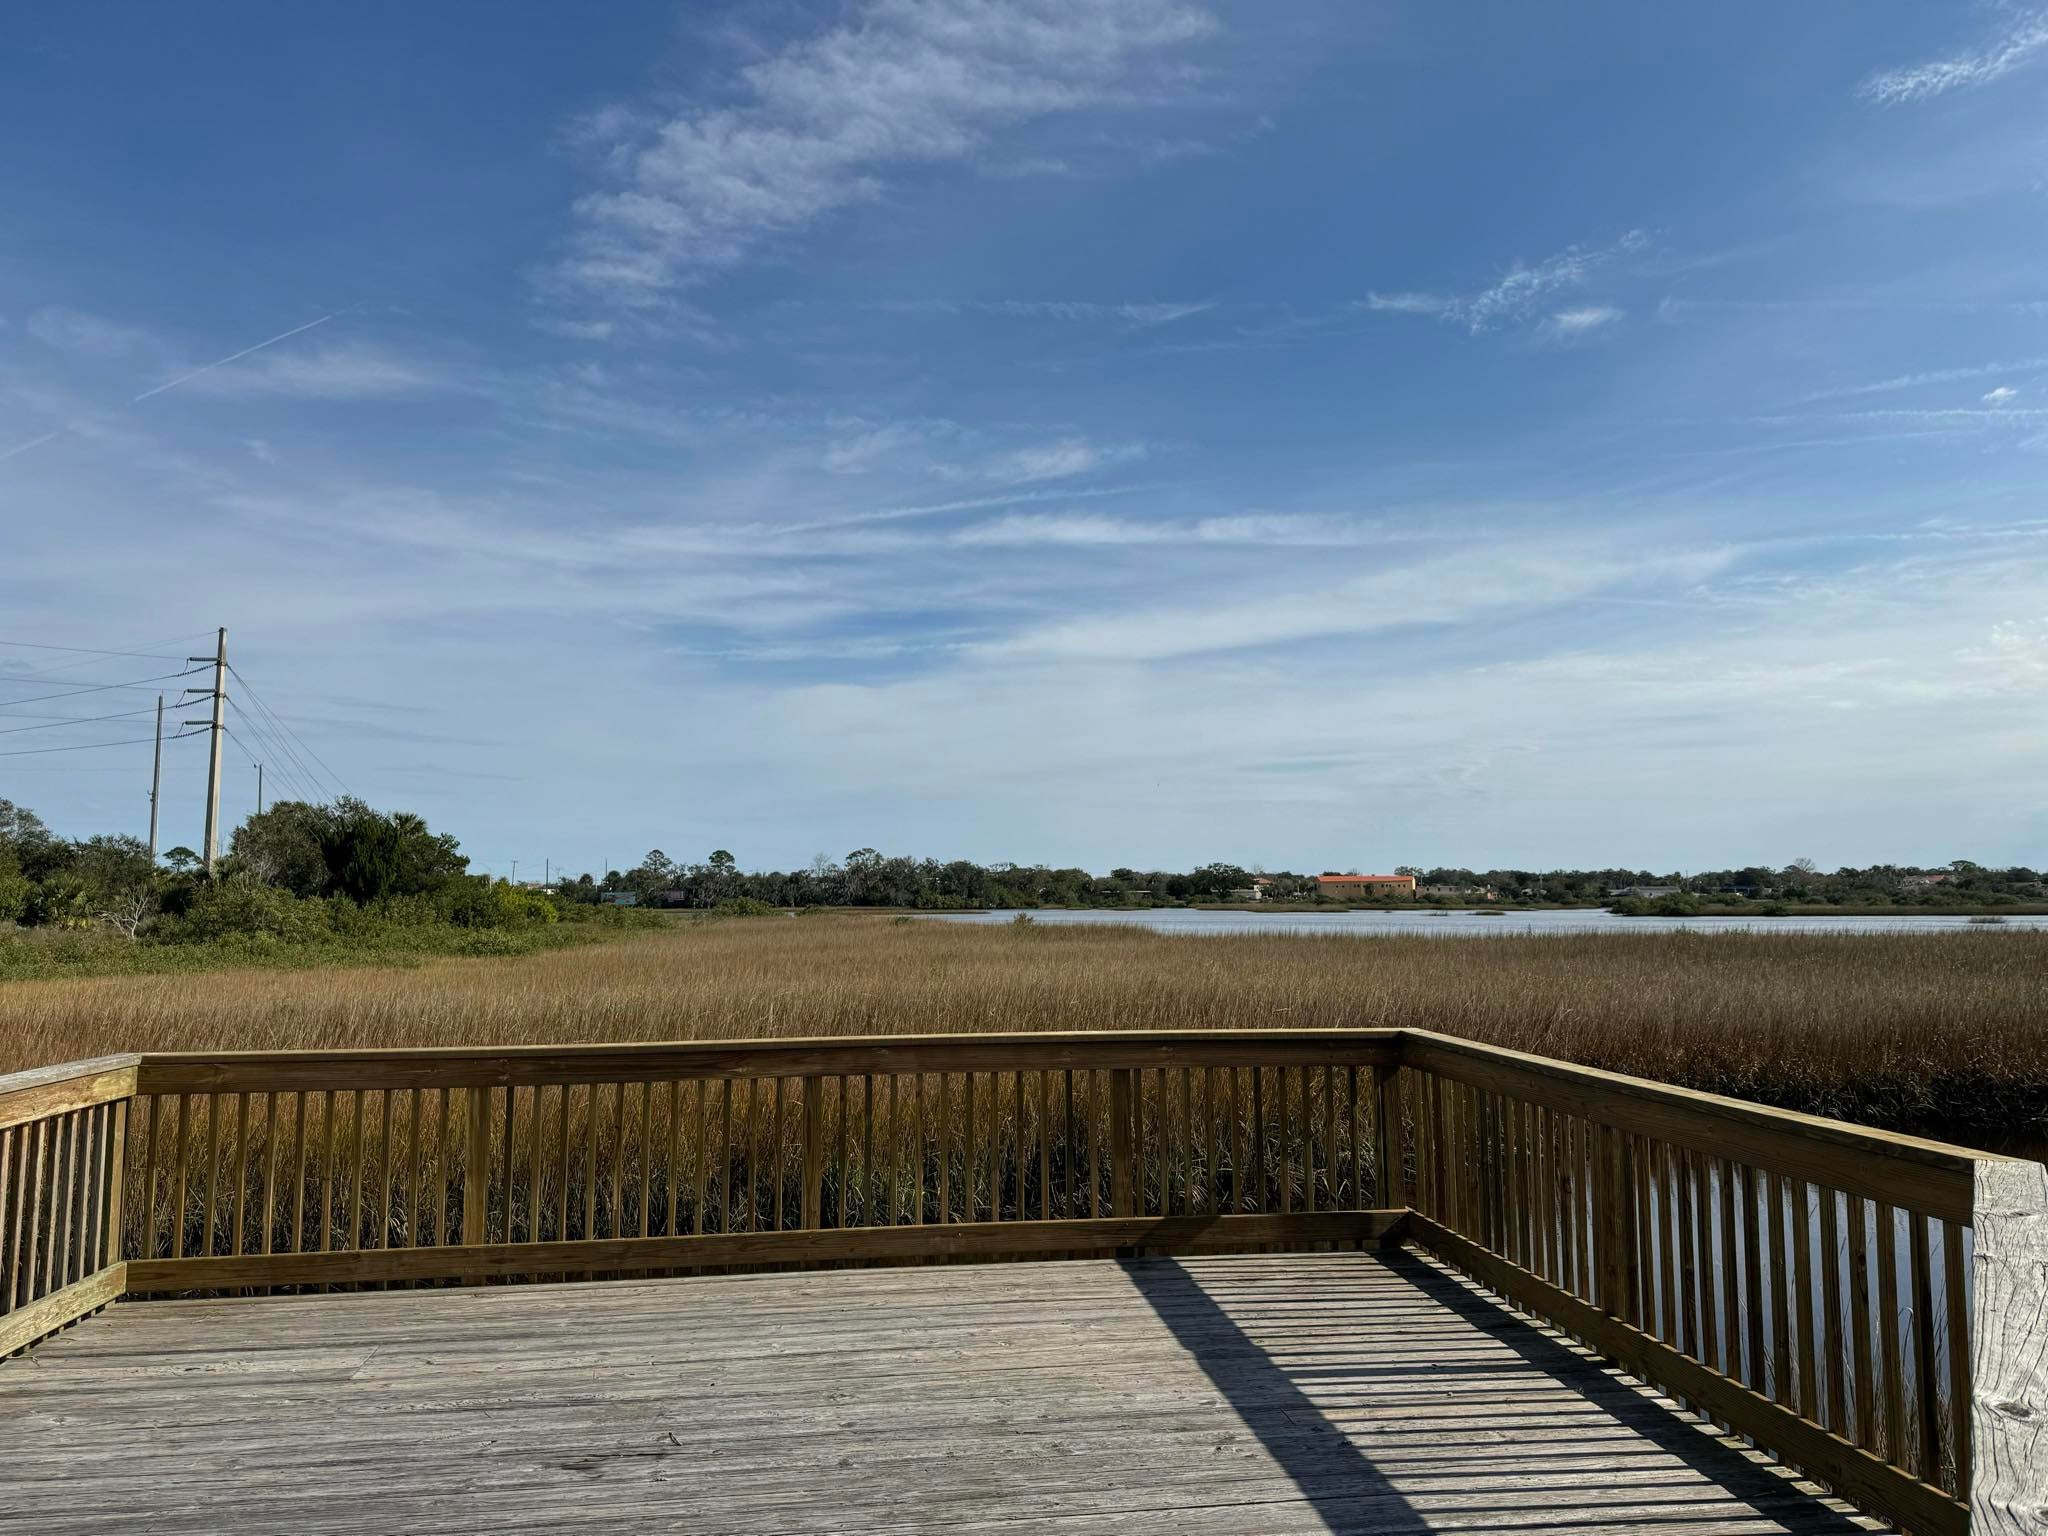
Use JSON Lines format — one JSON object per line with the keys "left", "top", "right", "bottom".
{"left": 1373, "top": 1065, "right": 1401, "bottom": 1209}
{"left": 463, "top": 1087, "right": 488, "bottom": 1248}
{"left": 1969, "top": 1155, "right": 2047, "bottom": 1532}
{"left": 103, "top": 1099, "right": 127, "bottom": 1269}
{"left": 801, "top": 1076, "right": 824, "bottom": 1231}
{"left": 1110, "top": 1070, "right": 1135, "bottom": 1217}
{"left": 1593, "top": 1125, "right": 1624, "bottom": 1317}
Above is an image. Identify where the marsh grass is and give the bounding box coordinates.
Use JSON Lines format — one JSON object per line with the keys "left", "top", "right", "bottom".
{"left": 10, "top": 914, "right": 2045, "bottom": 1146}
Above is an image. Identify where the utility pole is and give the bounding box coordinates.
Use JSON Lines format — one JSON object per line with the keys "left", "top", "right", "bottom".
{"left": 256, "top": 763, "right": 264, "bottom": 817}
{"left": 147, "top": 694, "right": 164, "bottom": 861}
{"left": 183, "top": 628, "right": 227, "bottom": 876}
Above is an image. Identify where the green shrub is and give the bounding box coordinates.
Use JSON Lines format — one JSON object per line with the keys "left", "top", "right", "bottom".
{"left": 712, "top": 897, "right": 779, "bottom": 917}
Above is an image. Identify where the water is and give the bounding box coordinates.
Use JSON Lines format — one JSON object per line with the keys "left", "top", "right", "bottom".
{"left": 924, "top": 907, "right": 2048, "bottom": 937}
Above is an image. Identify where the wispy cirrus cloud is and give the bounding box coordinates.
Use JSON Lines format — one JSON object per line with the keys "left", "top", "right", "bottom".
{"left": 1546, "top": 305, "right": 1624, "bottom": 337}
{"left": 25, "top": 307, "right": 154, "bottom": 356}
{"left": 953, "top": 511, "right": 1399, "bottom": 547}
{"left": 1363, "top": 230, "right": 1648, "bottom": 334}
{"left": 173, "top": 345, "right": 446, "bottom": 400}
{"left": 871, "top": 297, "right": 1216, "bottom": 327}
{"left": 1798, "top": 357, "right": 2048, "bottom": 403}
{"left": 1860, "top": 9, "right": 2048, "bottom": 104}
{"left": 556, "top": 0, "right": 1216, "bottom": 306}
{"left": 979, "top": 436, "right": 1146, "bottom": 484}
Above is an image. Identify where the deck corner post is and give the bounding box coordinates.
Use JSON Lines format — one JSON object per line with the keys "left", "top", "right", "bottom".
{"left": 1970, "top": 1155, "right": 2048, "bottom": 1535}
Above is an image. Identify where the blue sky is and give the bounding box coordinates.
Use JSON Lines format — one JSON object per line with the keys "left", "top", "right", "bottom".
{"left": 5, "top": 1, "right": 2048, "bottom": 876}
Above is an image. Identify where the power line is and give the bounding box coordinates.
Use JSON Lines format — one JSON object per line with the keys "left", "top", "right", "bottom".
{"left": 0, "top": 731, "right": 200, "bottom": 759}
{"left": 0, "top": 667, "right": 206, "bottom": 709}
{"left": 225, "top": 704, "right": 321, "bottom": 803}
{"left": 228, "top": 664, "right": 350, "bottom": 799}
{"left": 0, "top": 638, "right": 191, "bottom": 662}
{"left": 0, "top": 705, "right": 159, "bottom": 738}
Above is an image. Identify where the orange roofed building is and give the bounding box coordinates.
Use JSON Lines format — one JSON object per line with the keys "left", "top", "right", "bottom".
{"left": 1315, "top": 873, "right": 1418, "bottom": 897}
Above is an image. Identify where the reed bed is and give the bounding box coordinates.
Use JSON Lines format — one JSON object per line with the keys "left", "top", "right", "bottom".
{"left": 6, "top": 915, "right": 2043, "bottom": 1146}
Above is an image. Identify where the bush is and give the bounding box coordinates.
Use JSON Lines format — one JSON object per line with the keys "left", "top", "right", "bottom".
{"left": 152, "top": 880, "right": 334, "bottom": 943}
{"left": 712, "top": 897, "right": 779, "bottom": 917}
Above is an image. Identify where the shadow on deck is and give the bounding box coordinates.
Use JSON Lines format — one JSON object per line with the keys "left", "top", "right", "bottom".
{"left": 3, "top": 1250, "right": 1884, "bottom": 1534}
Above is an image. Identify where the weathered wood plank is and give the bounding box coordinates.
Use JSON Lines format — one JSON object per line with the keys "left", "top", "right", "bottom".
{"left": 1969, "top": 1155, "right": 2048, "bottom": 1534}
{"left": 0, "top": 1056, "right": 138, "bottom": 1132}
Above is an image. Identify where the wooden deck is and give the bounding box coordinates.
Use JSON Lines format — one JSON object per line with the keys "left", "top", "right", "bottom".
{"left": 3, "top": 1251, "right": 1886, "bottom": 1534}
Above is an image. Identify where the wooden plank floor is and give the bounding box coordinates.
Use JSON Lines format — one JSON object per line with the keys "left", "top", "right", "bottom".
{"left": 2, "top": 1250, "right": 1886, "bottom": 1534}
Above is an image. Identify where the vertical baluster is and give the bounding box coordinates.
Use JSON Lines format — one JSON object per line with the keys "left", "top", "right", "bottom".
{"left": 636, "top": 1080, "right": 654, "bottom": 1238}
{"left": 408, "top": 1089, "right": 425, "bottom": 1249}
{"left": 962, "top": 1071, "right": 976, "bottom": 1222}
{"left": 168, "top": 1095, "right": 190, "bottom": 1261}
{"left": 1225, "top": 1068, "right": 1243, "bottom": 1214}
{"left": 1908, "top": 1212, "right": 1942, "bottom": 1486}
{"left": 1818, "top": 1185, "right": 1845, "bottom": 1429}
{"left": 883, "top": 1076, "right": 900, "bottom": 1227}
{"left": 717, "top": 1080, "right": 734, "bottom": 1234}
{"left": 1875, "top": 1201, "right": 1906, "bottom": 1466}
{"left": 741, "top": 1079, "right": 760, "bottom": 1234}
{"left": 498, "top": 1086, "right": 518, "bottom": 1242}
{"left": 554, "top": 1085, "right": 571, "bottom": 1242}
{"left": 1694, "top": 1151, "right": 1719, "bottom": 1375}
{"left": 1037, "top": 1071, "right": 1052, "bottom": 1221}
{"left": 1942, "top": 1218, "right": 1971, "bottom": 1496}
{"left": 934, "top": 1074, "right": 950, "bottom": 1224}
{"left": 536, "top": 1086, "right": 553, "bottom": 1243}
{"left": 229, "top": 1093, "right": 250, "bottom": 1262}
{"left": 693, "top": 1081, "right": 712, "bottom": 1236}
{"left": 1851, "top": 1204, "right": 1875, "bottom": 1458}
{"left": 461, "top": 1087, "right": 487, "bottom": 1251}
{"left": 141, "top": 1096, "right": 161, "bottom": 1265}
{"left": 0, "top": 1126, "right": 17, "bottom": 1310}
{"left": 22, "top": 1119, "right": 49, "bottom": 1300}
{"left": 1347, "top": 1065, "right": 1362, "bottom": 1210}
{"left": 345, "top": 1090, "right": 365, "bottom": 1254}
{"left": 1741, "top": 1165, "right": 1767, "bottom": 1393}
{"left": 288, "top": 1092, "right": 309, "bottom": 1254}
{"left": 1653, "top": 1142, "right": 1677, "bottom": 1344}
{"left": 608, "top": 1082, "right": 627, "bottom": 1240}
{"left": 104, "top": 1100, "right": 128, "bottom": 1272}
{"left": 1790, "top": 1177, "right": 1818, "bottom": 1421}
{"left": 1555, "top": 1113, "right": 1576, "bottom": 1294}
{"left": 317, "top": 1089, "right": 339, "bottom": 1255}
{"left": 1718, "top": 1156, "right": 1742, "bottom": 1381}
{"left": 1674, "top": 1146, "right": 1699, "bottom": 1360}
{"left": 50, "top": 1111, "right": 77, "bottom": 1288}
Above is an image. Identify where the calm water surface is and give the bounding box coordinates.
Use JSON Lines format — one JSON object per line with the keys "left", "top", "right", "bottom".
{"left": 926, "top": 907, "right": 2048, "bottom": 937}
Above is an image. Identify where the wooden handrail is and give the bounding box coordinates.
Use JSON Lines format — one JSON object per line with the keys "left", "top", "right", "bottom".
{"left": 0, "top": 1055, "right": 140, "bottom": 1132}
{"left": 132, "top": 1029, "right": 1405, "bottom": 1093}
{"left": 1401, "top": 1029, "right": 2000, "bottom": 1224}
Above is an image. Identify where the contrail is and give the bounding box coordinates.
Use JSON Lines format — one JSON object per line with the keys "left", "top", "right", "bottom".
{"left": 0, "top": 310, "right": 344, "bottom": 467}
{"left": 0, "top": 432, "right": 61, "bottom": 463}
{"left": 131, "top": 310, "right": 340, "bottom": 401}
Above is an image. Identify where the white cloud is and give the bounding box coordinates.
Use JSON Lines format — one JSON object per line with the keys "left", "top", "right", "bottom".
{"left": 980, "top": 436, "right": 1146, "bottom": 483}
{"left": 1363, "top": 231, "right": 1648, "bottom": 334}
{"left": 873, "top": 297, "right": 1215, "bottom": 326}
{"left": 26, "top": 307, "right": 153, "bottom": 355}
{"left": 1548, "top": 305, "right": 1623, "bottom": 334}
{"left": 1984, "top": 385, "right": 2020, "bottom": 405}
{"left": 174, "top": 345, "right": 445, "bottom": 400}
{"left": 954, "top": 511, "right": 1398, "bottom": 547}
{"left": 1799, "top": 358, "right": 2048, "bottom": 403}
{"left": 1860, "top": 11, "right": 2048, "bottom": 104}
{"left": 998, "top": 542, "right": 1734, "bottom": 661}
{"left": 558, "top": 0, "right": 1216, "bottom": 303}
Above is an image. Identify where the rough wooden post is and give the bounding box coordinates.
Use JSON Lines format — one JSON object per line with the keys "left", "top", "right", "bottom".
{"left": 801, "top": 1076, "right": 824, "bottom": 1231}
{"left": 462, "top": 1087, "right": 489, "bottom": 1249}
{"left": 1373, "top": 1065, "right": 1401, "bottom": 1210}
{"left": 1110, "top": 1070, "right": 1135, "bottom": 1218}
{"left": 1970, "top": 1155, "right": 2048, "bottom": 1534}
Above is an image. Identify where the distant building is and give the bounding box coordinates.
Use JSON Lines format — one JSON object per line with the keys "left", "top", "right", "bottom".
{"left": 1608, "top": 885, "right": 1680, "bottom": 899}
{"left": 1900, "top": 873, "right": 1952, "bottom": 888}
{"left": 1420, "top": 883, "right": 1496, "bottom": 901}
{"left": 1226, "top": 887, "right": 1262, "bottom": 902}
{"left": 1316, "top": 873, "right": 1417, "bottom": 897}
{"left": 599, "top": 892, "right": 639, "bottom": 907}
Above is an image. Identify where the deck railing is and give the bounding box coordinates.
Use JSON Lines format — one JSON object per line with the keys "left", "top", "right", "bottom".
{"left": 1, "top": 1029, "right": 2040, "bottom": 1535}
